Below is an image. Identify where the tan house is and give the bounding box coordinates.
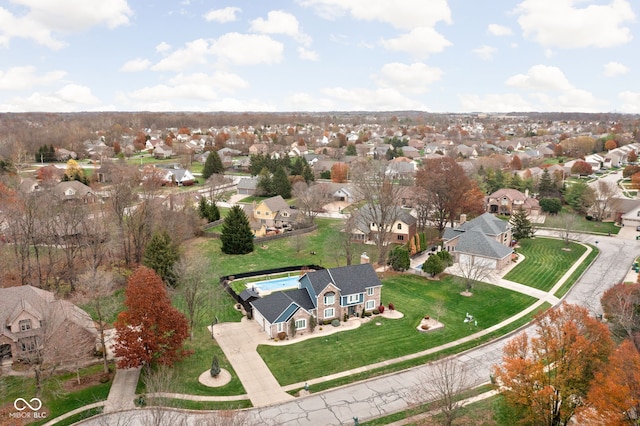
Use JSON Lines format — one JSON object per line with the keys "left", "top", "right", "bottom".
{"left": 251, "top": 263, "right": 382, "bottom": 338}
{"left": 0, "top": 286, "right": 97, "bottom": 366}
{"left": 486, "top": 188, "right": 540, "bottom": 216}
{"left": 442, "top": 213, "right": 514, "bottom": 270}
{"left": 351, "top": 204, "right": 417, "bottom": 245}
{"left": 242, "top": 195, "right": 299, "bottom": 237}
{"left": 53, "top": 181, "right": 98, "bottom": 203}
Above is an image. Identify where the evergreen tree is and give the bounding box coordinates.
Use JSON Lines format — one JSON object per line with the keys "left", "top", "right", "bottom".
{"left": 221, "top": 205, "right": 254, "bottom": 254}
{"left": 423, "top": 254, "right": 444, "bottom": 277}
{"left": 256, "top": 167, "right": 273, "bottom": 196}
{"left": 143, "top": 231, "right": 180, "bottom": 287}
{"left": 436, "top": 250, "right": 453, "bottom": 267}
{"left": 537, "top": 168, "right": 555, "bottom": 196}
{"left": 272, "top": 165, "right": 292, "bottom": 199}
{"left": 198, "top": 197, "right": 220, "bottom": 222}
{"left": 510, "top": 173, "right": 524, "bottom": 191}
{"left": 345, "top": 144, "right": 357, "bottom": 156}
{"left": 564, "top": 181, "right": 595, "bottom": 214}
{"left": 539, "top": 197, "right": 562, "bottom": 214}
{"left": 290, "top": 158, "right": 303, "bottom": 176}
{"left": 302, "top": 159, "right": 315, "bottom": 183}
{"left": 202, "top": 151, "right": 224, "bottom": 179}
{"left": 511, "top": 207, "right": 534, "bottom": 240}
{"left": 388, "top": 246, "right": 410, "bottom": 271}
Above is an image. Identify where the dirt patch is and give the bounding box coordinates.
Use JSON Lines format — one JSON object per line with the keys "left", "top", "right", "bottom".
{"left": 460, "top": 291, "right": 473, "bottom": 297}
{"left": 62, "top": 370, "right": 112, "bottom": 393}
{"left": 561, "top": 248, "right": 572, "bottom": 251}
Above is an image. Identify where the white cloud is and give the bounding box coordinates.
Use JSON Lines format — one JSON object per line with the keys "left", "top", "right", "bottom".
{"left": 618, "top": 91, "right": 640, "bottom": 113}
{"left": 203, "top": 7, "right": 240, "bottom": 23}
{"left": 603, "top": 61, "right": 629, "bottom": 77}
{"left": 297, "top": 47, "right": 319, "bottom": 61}
{"left": 286, "top": 92, "right": 336, "bottom": 110}
{"left": 374, "top": 62, "right": 442, "bottom": 94}
{"left": 506, "top": 65, "right": 573, "bottom": 91}
{"left": 299, "top": 0, "right": 451, "bottom": 30}
{"left": 155, "top": 41, "right": 171, "bottom": 53}
{"left": 151, "top": 39, "right": 210, "bottom": 72}
{"left": 516, "top": 0, "right": 635, "bottom": 48}
{"left": 167, "top": 72, "right": 248, "bottom": 93}
{"left": 487, "top": 24, "right": 512, "bottom": 36}
{"left": 250, "top": 10, "right": 311, "bottom": 46}
{"left": 1, "top": 84, "right": 100, "bottom": 112}
{"left": 321, "top": 86, "right": 428, "bottom": 110}
{"left": 0, "top": 66, "right": 66, "bottom": 90}
{"left": 458, "top": 93, "right": 532, "bottom": 112}
{"left": 210, "top": 33, "right": 284, "bottom": 65}
{"left": 381, "top": 27, "right": 452, "bottom": 59}
{"left": 473, "top": 45, "right": 497, "bottom": 60}
{"left": 120, "top": 58, "right": 151, "bottom": 72}
{"left": 0, "top": 0, "right": 132, "bottom": 49}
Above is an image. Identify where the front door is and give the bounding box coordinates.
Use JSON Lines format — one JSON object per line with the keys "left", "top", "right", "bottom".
{"left": 348, "top": 305, "right": 356, "bottom": 317}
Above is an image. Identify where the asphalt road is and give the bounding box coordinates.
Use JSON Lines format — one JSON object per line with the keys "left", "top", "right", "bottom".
{"left": 79, "top": 232, "right": 640, "bottom": 426}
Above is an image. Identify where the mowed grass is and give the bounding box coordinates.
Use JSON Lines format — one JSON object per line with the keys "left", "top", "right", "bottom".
{"left": 198, "top": 218, "right": 376, "bottom": 276}
{"left": 258, "top": 273, "right": 536, "bottom": 386}
{"left": 504, "top": 237, "right": 587, "bottom": 291}
{"left": 539, "top": 210, "right": 619, "bottom": 235}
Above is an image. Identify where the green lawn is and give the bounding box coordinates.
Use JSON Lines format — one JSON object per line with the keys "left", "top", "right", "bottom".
{"left": 504, "top": 238, "right": 587, "bottom": 291}
{"left": 538, "top": 210, "right": 620, "bottom": 234}
{"left": 258, "top": 274, "right": 537, "bottom": 386}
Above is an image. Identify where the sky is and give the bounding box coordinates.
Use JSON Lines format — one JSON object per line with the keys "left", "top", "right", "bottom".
{"left": 1, "top": 0, "right": 639, "bottom": 114}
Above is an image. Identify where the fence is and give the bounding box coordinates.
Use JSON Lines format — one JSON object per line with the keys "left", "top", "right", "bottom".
{"left": 220, "top": 264, "right": 325, "bottom": 319}
{"left": 203, "top": 222, "right": 318, "bottom": 241}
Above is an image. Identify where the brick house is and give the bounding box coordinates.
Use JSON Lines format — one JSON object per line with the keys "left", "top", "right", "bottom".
{"left": 0, "top": 286, "right": 97, "bottom": 366}
{"left": 486, "top": 188, "right": 540, "bottom": 216}
{"left": 250, "top": 264, "right": 382, "bottom": 339}
{"left": 442, "top": 213, "right": 513, "bottom": 270}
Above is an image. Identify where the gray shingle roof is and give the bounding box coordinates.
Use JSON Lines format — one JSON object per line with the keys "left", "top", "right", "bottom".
{"left": 306, "top": 263, "right": 382, "bottom": 296}
{"left": 453, "top": 229, "right": 513, "bottom": 259}
{"left": 250, "top": 289, "right": 314, "bottom": 323}
{"left": 456, "top": 212, "right": 509, "bottom": 236}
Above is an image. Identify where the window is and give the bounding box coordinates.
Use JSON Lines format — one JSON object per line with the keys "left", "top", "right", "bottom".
{"left": 277, "top": 323, "right": 283, "bottom": 332}
{"left": 367, "top": 288, "right": 374, "bottom": 296}
{"left": 397, "top": 223, "right": 402, "bottom": 230}
{"left": 295, "top": 319, "right": 307, "bottom": 330}
{"left": 19, "top": 319, "right": 32, "bottom": 332}
{"left": 19, "top": 337, "right": 38, "bottom": 352}
{"left": 323, "top": 293, "right": 335, "bottom": 305}
{"left": 347, "top": 294, "right": 359, "bottom": 304}
{"left": 365, "top": 300, "right": 376, "bottom": 310}
{"left": 398, "top": 235, "right": 404, "bottom": 241}
{"left": 256, "top": 210, "right": 260, "bottom": 215}
{"left": 324, "top": 308, "right": 335, "bottom": 318}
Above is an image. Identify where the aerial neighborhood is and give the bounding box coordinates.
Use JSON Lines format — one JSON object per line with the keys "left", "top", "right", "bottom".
{"left": 1, "top": 111, "right": 640, "bottom": 424}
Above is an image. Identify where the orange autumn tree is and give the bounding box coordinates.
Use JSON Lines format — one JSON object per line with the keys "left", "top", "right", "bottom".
{"left": 576, "top": 339, "right": 640, "bottom": 425}
{"left": 331, "top": 162, "right": 348, "bottom": 183}
{"left": 493, "top": 303, "right": 613, "bottom": 426}
{"left": 114, "top": 266, "right": 190, "bottom": 368}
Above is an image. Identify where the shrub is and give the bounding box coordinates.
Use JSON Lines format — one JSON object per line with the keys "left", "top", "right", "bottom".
{"left": 364, "top": 311, "right": 372, "bottom": 317}
{"left": 424, "top": 316, "right": 430, "bottom": 320}
{"left": 378, "top": 305, "right": 385, "bottom": 313}
{"left": 331, "top": 319, "right": 340, "bottom": 327}
{"left": 421, "top": 324, "right": 429, "bottom": 330}
{"left": 585, "top": 215, "right": 593, "bottom": 221}
{"left": 323, "top": 319, "right": 332, "bottom": 326}
{"left": 210, "top": 355, "right": 221, "bottom": 378}
{"left": 388, "top": 303, "right": 395, "bottom": 311}
{"left": 372, "top": 309, "right": 380, "bottom": 315}
{"left": 343, "top": 313, "right": 348, "bottom": 322}
{"left": 277, "top": 331, "right": 287, "bottom": 341}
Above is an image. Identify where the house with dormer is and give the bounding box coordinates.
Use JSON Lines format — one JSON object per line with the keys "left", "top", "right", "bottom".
{"left": 250, "top": 263, "right": 382, "bottom": 338}
{"left": 442, "top": 213, "right": 513, "bottom": 270}
{"left": 486, "top": 188, "right": 540, "bottom": 216}
{"left": 0, "top": 286, "right": 97, "bottom": 366}
{"left": 351, "top": 204, "right": 417, "bottom": 245}
{"left": 53, "top": 181, "right": 97, "bottom": 203}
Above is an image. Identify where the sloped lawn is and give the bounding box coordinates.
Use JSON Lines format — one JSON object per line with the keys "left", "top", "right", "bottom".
{"left": 504, "top": 237, "right": 587, "bottom": 291}
{"left": 258, "top": 274, "right": 536, "bottom": 386}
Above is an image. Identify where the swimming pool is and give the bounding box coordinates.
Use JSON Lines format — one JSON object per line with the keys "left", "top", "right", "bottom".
{"left": 248, "top": 275, "right": 300, "bottom": 293}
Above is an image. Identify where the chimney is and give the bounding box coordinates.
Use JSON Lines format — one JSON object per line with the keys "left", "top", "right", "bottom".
{"left": 360, "top": 252, "right": 370, "bottom": 264}
{"left": 459, "top": 214, "right": 467, "bottom": 225}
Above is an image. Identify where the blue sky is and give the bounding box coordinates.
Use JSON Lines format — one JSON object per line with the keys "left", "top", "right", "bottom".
{"left": 1, "top": 0, "right": 639, "bottom": 113}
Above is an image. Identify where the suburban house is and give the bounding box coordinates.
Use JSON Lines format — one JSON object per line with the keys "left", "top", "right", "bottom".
{"left": 442, "top": 213, "right": 514, "bottom": 270}
{"left": 351, "top": 204, "right": 417, "bottom": 245}
{"left": 486, "top": 188, "right": 540, "bottom": 216}
{"left": 250, "top": 263, "right": 383, "bottom": 339}
{"left": 0, "top": 286, "right": 98, "bottom": 366}
{"left": 236, "top": 176, "right": 259, "bottom": 196}
{"left": 157, "top": 166, "right": 196, "bottom": 186}
{"left": 153, "top": 145, "right": 173, "bottom": 159}
{"left": 242, "top": 195, "right": 299, "bottom": 237}
{"left": 53, "top": 181, "right": 98, "bottom": 203}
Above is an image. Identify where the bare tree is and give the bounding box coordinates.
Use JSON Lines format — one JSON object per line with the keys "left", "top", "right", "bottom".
{"left": 204, "top": 173, "right": 233, "bottom": 204}
{"left": 408, "top": 358, "right": 470, "bottom": 426}
{"left": 351, "top": 160, "right": 406, "bottom": 265}
{"left": 431, "top": 300, "right": 447, "bottom": 322}
{"left": 456, "top": 256, "right": 496, "bottom": 294}
{"left": 590, "top": 180, "right": 620, "bottom": 221}
{"left": 556, "top": 214, "right": 582, "bottom": 246}
{"left": 175, "top": 256, "right": 212, "bottom": 339}
{"left": 292, "top": 181, "right": 331, "bottom": 224}
{"left": 325, "top": 212, "right": 358, "bottom": 267}
{"left": 76, "top": 269, "right": 121, "bottom": 373}
{"left": 290, "top": 233, "right": 307, "bottom": 254}
{"left": 105, "top": 162, "right": 140, "bottom": 265}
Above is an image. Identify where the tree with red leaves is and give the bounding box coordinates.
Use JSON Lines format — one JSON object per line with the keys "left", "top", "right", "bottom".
{"left": 114, "top": 266, "right": 190, "bottom": 368}
{"left": 571, "top": 160, "right": 593, "bottom": 176}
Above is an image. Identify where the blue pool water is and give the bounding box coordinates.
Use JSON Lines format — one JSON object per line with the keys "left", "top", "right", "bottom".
{"left": 248, "top": 276, "right": 300, "bottom": 293}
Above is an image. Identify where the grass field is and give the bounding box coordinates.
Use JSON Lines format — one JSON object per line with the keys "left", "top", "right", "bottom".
{"left": 504, "top": 238, "right": 587, "bottom": 291}
{"left": 258, "top": 273, "right": 536, "bottom": 386}
{"left": 538, "top": 210, "right": 620, "bottom": 234}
